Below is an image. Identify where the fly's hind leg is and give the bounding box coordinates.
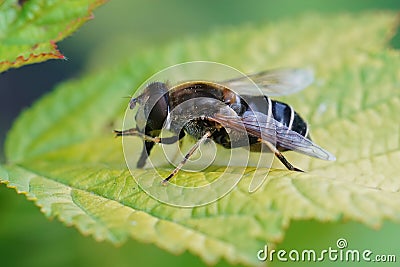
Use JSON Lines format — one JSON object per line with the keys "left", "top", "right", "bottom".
{"left": 258, "top": 138, "right": 304, "bottom": 172}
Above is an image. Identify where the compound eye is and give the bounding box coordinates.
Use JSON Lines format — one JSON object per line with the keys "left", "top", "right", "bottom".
{"left": 143, "top": 92, "right": 169, "bottom": 131}
{"left": 134, "top": 82, "right": 170, "bottom": 131}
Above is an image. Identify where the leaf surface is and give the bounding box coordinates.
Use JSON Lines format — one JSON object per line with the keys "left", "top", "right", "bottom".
{"left": 0, "top": 0, "right": 106, "bottom": 72}
{"left": 1, "top": 12, "right": 400, "bottom": 266}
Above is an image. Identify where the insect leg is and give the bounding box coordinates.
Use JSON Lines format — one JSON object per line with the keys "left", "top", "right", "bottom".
{"left": 257, "top": 138, "right": 304, "bottom": 172}
{"left": 115, "top": 128, "right": 181, "bottom": 168}
{"left": 162, "top": 131, "right": 212, "bottom": 185}
{"left": 114, "top": 128, "right": 160, "bottom": 143}
{"left": 114, "top": 128, "right": 179, "bottom": 144}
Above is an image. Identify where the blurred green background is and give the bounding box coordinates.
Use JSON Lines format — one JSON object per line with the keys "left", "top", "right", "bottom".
{"left": 1, "top": 1, "right": 400, "bottom": 266}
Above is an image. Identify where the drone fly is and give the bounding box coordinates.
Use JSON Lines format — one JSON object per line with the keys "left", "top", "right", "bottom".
{"left": 115, "top": 68, "right": 335, "bottom": 184}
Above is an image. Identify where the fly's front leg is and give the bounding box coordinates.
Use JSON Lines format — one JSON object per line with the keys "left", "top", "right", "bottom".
{"left": 258, "top": 138, "right": 304, "bottom": 172}
{"left": 114, "top": 128, "right": 181, "bottom": 168}
{"left": 114, "top": 128, "right": 179, "bottom": 144}
{"left": 114, "top": 128, "right": 160, "bottom": 143}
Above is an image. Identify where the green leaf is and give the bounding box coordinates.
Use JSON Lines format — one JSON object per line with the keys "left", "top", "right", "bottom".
{"left": 0, "top": 0, "right": 106, "bottom": 73}
{"left": 1, "top": 12, "right": 400, "bottom": 266}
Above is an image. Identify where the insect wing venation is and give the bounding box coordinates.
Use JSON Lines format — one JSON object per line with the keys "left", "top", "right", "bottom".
{"left": 212, "top": 111, "right": 335, "bottom": 161}
{"left": 221, "top": 68, "right": 314, "bottom": 97}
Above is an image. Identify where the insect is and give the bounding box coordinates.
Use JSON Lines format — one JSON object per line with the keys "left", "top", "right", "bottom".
{"left": 115, "top": 68, "right": 335, "bottom": 184}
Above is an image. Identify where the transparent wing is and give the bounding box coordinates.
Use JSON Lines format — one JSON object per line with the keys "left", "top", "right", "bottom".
{"left": 221, "top": 68, "right": 314, "bottom": 96}
{"left": 212, "top": 111, "right": 335, "bottom": 161}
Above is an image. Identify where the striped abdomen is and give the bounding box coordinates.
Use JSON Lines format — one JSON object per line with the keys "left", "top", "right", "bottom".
{"left": 267, "top": 97, "right": 310, "bottom": 151}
